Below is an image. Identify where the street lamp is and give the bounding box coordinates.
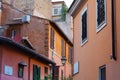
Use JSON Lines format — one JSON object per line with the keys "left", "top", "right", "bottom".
{"left": 61, "top": 56, "right": 67, "bottom": 66}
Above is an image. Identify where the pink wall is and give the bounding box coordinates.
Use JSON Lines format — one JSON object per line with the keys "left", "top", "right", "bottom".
{"left": 0, "top": 45, "right": 50, "bottom": 80}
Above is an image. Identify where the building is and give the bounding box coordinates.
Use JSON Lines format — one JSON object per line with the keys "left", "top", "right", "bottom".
{"left": 49, "top": 21, "right": 73, "bottom": 80}
{"left": 2, "top": 0, "right": 52, "bottom": 19}
{"left": 0, "top": 1, "right": 73, "bottom": 80}
{"left": 68, "top": 0, "right": 120, "bottom": 80}
{"left": 52, "top": 1, "right": 73, "bottom": 42}
{"left": 0, "top": 37, "right": 55, "bottom": 80}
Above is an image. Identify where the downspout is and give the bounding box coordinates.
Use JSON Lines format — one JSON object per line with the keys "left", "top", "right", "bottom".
{"left": 28, "top": 57, "right": 31, "bottom": 80}
{"left": 0, "top": 46, "right": 3, "bottom": 80}
{"left": 111, "top": 0, "right": 116, "bottom": 60}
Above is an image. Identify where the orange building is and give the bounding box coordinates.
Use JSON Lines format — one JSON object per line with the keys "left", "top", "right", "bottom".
{"left": 68, "top": 0, "right": 120, "bottom": 80}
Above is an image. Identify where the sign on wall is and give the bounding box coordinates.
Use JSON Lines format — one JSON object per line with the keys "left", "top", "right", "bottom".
{"left": 73, "top": 61, "right": 79, "bottom": 74}
{"left": 4, "top": 65, "right": 13, "bottom": 76}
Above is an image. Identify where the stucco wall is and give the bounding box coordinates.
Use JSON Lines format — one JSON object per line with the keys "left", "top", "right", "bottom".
{"left": 73, "top": 0, "right": 113, "bottom": 80}
{"left": 0, "top": 45, "right": 50, "bottom": 80}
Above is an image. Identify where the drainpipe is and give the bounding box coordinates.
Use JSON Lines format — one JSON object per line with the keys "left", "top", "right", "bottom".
{"left": 111, "top": 0, "right": 116, "bottom": 60}
{"left": 28, "top": 57, "right": 31, "bottom": 80}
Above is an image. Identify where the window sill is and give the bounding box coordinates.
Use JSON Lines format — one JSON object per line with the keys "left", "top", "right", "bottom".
{"left": 96, "top": 21, "right": 106, "bottom": 33}
{"left": 81, "top": 39, "right": 88, "bottom": 47}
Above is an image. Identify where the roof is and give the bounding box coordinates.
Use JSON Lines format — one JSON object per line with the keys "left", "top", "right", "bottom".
{"left": 52, "top": 1, "right": 65, "bottom": 4}
{"left": 0, "top": 37, "right": 56, "bottom": 65}
{"left": 49, "top": 21, "right": 73, "bottom": 46}
{"left": 68, "top": 0, "right": 84, "bottom": 16}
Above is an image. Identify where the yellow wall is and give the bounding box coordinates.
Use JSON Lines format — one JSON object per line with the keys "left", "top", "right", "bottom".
{"left": 48, "top": 24, "right": 72, "bottom": 79}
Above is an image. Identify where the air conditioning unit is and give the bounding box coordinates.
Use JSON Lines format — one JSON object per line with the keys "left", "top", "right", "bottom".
{"left": 22, "top": 15, "right": 30, "bottom": 23}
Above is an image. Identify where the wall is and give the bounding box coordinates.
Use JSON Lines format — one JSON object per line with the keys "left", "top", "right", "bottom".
{"left": 2, "top": 0, "right": 52, "bottom": 19}
{"left": 1, "top": 45, "right": 29, "bottom": 80}
{"left": 73, "top": 0, "right": 113, "bottom": 80}
{"left": 0, "top": 45, "right": 50, "bottom": 80}
{"left": 30, "top": 59, "right": 50, "bottom": 80}
{"left": 107, "top": 0, "right": 120, "bottom": 80}
{"left": 48, "top": 24, "right": 72, "bottom": 79}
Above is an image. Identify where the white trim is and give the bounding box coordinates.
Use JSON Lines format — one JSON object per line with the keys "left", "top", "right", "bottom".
{"left": 80, "top": 6, "right": 88, "bottom": 46}
{"left": 99, "top": 65, "right": 106, "bottom": 80}
{"left": 96, "top": 0, "right": 107, "bottom": 32}
{"left": 69, "top": 0, "right": 83, "bottom": 15}
{"left": 52, "top": 7, "right": 61, "bottom": 16}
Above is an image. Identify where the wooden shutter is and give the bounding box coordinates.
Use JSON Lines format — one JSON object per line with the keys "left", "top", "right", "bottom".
{"left": 50, "top": 28, "right": 55, "bottom": 49}
{"left": 68, "top": 47, "right": 73, "bottom": 64}
{"left": 33, "top": 65, "right": 40, "bottom": 80}
{"left": 61, "top": 39, "right": 66, "bottom": 56}
{"left": 33, "top": 65, "right": 37, "bottom": 80}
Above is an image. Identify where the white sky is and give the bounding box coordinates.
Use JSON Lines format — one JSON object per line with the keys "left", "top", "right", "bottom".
{"left": 52, "top": 0, "right": 74, "bottom": 8}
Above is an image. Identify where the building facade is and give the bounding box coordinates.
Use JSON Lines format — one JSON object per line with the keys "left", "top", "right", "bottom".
{"left": 68, "top": 0, "right": 120, "bottom": 80}
{"left": 2, "top": 0, "right": 52, "bottom": 19}
{"left": 0, "top": 1, "right": 73, "bottom": 80}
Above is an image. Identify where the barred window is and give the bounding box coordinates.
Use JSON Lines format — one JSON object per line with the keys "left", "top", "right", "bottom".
{"left": 99, "top": 65, "right": 106, "bottom": 80}
{"left": 96, "top": 0, "right": 106, "bottom": 30}
{"left": 81, "top": 7, "right": 88, "bottom": 45}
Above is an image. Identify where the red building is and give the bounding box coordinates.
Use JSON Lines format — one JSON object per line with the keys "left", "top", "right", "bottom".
{"left": 0, "top": 37, "right": 55, "bottom": 80}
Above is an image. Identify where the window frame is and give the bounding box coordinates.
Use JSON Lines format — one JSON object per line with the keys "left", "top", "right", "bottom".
{"left": 99, "top": 65, "right": 106, "bottom": 80}
{"left": 96, "top": 0, "right": 107, "bottom": 32}
{"left": 18, "top": 65, "right": 24, "bottom": 78}
{"left": 53, "top": 7, "right": 61, "bottom": 16}
{"left": 80, "top": 6, "right": 88, "bottom": 46}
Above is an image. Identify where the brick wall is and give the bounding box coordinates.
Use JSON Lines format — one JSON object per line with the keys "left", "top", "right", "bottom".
{"left": 1, "top": 3, "right": 50, "bottom": 57}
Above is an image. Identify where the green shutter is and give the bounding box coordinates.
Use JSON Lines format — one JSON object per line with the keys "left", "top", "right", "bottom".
{"left": 37, "top": 67, "right": 40, "bottom": 80}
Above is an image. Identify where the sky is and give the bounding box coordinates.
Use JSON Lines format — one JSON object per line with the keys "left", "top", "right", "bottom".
{"left": 52, "top": 0, "right": 74, "bottom": 8}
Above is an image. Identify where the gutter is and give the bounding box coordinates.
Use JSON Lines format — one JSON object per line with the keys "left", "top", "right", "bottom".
{"left": 111, "top": 0, "right": 116, "bottom": 60}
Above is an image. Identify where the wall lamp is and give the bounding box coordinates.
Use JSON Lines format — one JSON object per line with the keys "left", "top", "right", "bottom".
{"left": 61, "top": 56, "right": 67, "bottom": 66}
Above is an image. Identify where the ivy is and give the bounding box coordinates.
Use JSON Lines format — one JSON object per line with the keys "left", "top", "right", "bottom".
{"left": 61, "top": 4, "right": 68, "bottom": 21}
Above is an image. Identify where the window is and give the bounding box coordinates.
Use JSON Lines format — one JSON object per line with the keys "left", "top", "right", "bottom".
{"left": 53, "top": 7, "right": 61, "bottom": 16}
{"left": 18, "top": 65, "right": 24, "bottom": 78}
{"left": 81, "top": 7, "right": 88, "bottom": 45}
{"left": 50, "top": 28, "right": 55, "bottom": 49}
{"left": 11, "top": 30, "right": 16, "bottom": 39}
{"left": 0, "top": 27, "right": 4, "bottom": 36}
{"left": 96, "top": 0, "right": 106, "bottom": 31}
{"left": 99, "top": 65, "right": 106, "bottom": 80}
{"left": 73, "top": 62, "right": 79, "bottom": 74}
{"left": 33, "top": 65, "right": 40, "bottom": 80}
{"left": 68, "top": 47, "right": 73, "bottom": 64}
{"left": 44, "top": 67, "right": 48, "bottom": 74}
{"left": 61, "top": 39, "right": 66, "bottom": 56}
